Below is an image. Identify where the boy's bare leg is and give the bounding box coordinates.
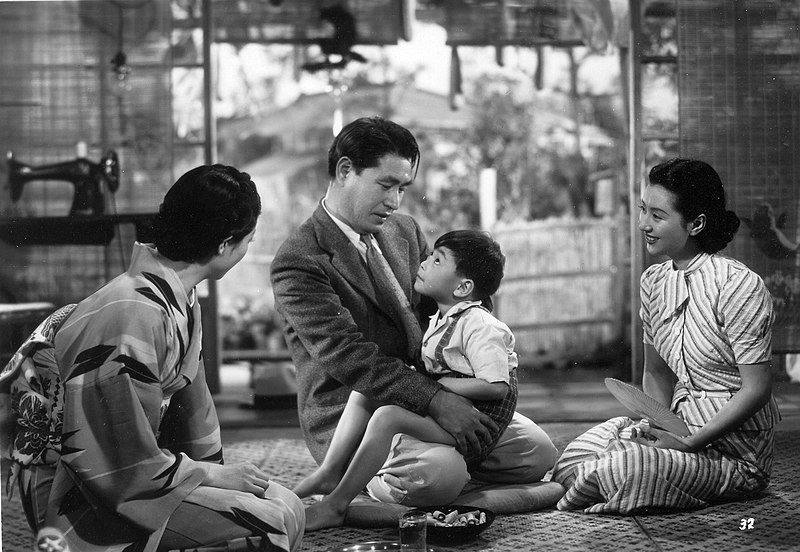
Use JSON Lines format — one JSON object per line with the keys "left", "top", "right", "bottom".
{"left": 305, "top": 405, "right": 455, "bottom": 530}
{"left": 293, "top": 391, "right": 379, "bottom": 498}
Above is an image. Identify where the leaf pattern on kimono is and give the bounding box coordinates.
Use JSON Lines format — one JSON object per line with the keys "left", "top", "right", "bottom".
{"left": 67, "top": 344, "right": 116, "bottom": 381}
{"left": 57, "top": 483, "right": 87, "bottom": 517}
{"left": 121, "top": 540, "right": 148, "bottom": 552}
{"left": 202, "top": 448, "right": 224, "bottom": 463}
{"left": 59, "top": 429, "right": 83, "bottom": 457}
{"left": 224, "top": 507, "right": 285, "bottom": 539}
{"left": 142, "top": 272, "right": 183, "bottom": 315}
{"left": 186, "top": 303, "right": 195, "bottom": 341}
{"left": 174, "top": 326, "right": 186, "bottom": 378}
{"left": 150, "top": 453, "right": 184, "bottom": 497}
{"left": 113, "top": 354, "right": 159, "bottom": 384}
{"left": 134, "top": 287, "right": 169, "bottom": 313}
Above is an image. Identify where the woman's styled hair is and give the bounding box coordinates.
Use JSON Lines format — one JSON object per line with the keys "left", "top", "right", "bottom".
{"left": 152, "top": 164, "right": 261, "bottom": 263}
{"left": 327, "top": 116, "right": 420, "bottom": 178}
{"left": 434, "top": 229, "right": 505, "bottom": 311}
{"left": 648, "top": 158, "right": 740, "bottom": 253}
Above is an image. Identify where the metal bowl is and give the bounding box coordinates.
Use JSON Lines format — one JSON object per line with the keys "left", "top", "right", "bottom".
{"left": 326, "top": 541, "right": 437, "bottom": 552}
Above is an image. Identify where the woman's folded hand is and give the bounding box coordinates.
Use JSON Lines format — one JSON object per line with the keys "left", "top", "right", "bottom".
{"left": 203, "top": 462, "right": 271, "bottom": 497}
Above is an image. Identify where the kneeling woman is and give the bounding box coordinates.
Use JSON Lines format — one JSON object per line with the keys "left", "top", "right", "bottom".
{"left": 1, "top": 165, "right": 304, "bottom": 551}
{"left": 553, "top": 158, "right": 780, "bottom": 513}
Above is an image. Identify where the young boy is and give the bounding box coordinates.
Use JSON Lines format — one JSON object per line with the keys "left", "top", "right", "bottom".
{"left": 293, "top": 230, "right": 518, "bottom": 530}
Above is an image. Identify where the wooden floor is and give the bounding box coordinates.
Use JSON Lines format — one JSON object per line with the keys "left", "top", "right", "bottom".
{"left": 213, "top": 362, "right": 800, "bottom": 433}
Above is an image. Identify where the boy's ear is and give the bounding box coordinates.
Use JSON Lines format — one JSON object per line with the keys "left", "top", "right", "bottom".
{"left": 453, "top": 279, "right": 474, "bottom": 299}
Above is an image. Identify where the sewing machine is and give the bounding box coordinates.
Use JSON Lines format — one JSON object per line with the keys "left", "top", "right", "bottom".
{"left": 7, "top": 149, "right": 120, "bottom": 216}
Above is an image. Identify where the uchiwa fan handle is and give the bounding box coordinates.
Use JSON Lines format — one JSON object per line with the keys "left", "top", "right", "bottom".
{"left": 604, "top": 378, "right": 691, "bottom": 437}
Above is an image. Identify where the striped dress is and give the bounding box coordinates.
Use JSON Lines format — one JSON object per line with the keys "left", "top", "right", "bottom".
{"left": 552, "top": 252, "right": 780, "bottom": 514}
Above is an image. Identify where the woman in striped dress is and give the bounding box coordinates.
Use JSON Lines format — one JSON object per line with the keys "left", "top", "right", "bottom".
{"left": 552, "top": 158, "right": 780, "bottom": 514}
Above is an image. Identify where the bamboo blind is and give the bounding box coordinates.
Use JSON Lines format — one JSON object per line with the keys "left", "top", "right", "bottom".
{"left": 677, "top": 0, "right": 800, "bottom": 351}
{"left": 0, "top": 0, "right": 174, "bottom": 305}
{"left": 211, "top": 0, "right": 408, "bottom": 44}
{"left": 443, "top": 0, "right": 584, "bottom": 46}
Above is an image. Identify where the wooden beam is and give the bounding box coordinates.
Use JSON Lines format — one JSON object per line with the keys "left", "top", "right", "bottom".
{"left": 627, "top": 0, "right": 645, "bottom": 384}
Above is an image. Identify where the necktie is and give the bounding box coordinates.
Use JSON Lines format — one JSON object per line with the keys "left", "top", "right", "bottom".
{"left": 361, "top": 234, "right": 423, "bottom": 359}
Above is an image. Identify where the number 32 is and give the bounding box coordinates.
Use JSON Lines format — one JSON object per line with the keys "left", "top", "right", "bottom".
{"left": 739, "top": 517, "right": 755, "bottom": 531}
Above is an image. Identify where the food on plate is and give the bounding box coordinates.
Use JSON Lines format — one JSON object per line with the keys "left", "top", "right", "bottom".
{"left": 425, "top": 509, "right": 487, "bottom": 527}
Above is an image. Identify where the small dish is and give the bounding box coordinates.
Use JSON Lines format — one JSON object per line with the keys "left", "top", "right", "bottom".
{"left": 405, "top": 504, "right": 495, "bottom": 544}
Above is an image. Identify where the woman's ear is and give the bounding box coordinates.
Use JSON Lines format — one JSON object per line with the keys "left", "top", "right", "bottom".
{"left": 218, "top": 236, "right": 233, "bottom": 255}
{"left": 688, "top": 214, "right": 706, "bottom": 236}
{"left": 453, "top": 279, "right": 474, "bottom": 299}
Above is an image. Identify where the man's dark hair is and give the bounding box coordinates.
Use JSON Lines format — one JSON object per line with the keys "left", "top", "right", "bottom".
{"left": 327, "top": 116, "right": 420, "bottom": 178}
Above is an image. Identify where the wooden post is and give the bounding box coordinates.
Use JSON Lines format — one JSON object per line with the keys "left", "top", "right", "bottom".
{"left": 627, "top": 0, "right": 645, "bottom": 384}
{"left": 479, "top": 167, "right": 498, "bottom": 231}
{"left": 200, "top": 0, "right": 221, "bottom": 394}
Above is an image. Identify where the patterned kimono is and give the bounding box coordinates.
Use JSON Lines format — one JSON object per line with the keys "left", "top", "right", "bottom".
{"left": 552, "top": 253, "right": 780, "bottom": 514}
{"left": 1, "top": 243, "right": 304, "bottom": 551}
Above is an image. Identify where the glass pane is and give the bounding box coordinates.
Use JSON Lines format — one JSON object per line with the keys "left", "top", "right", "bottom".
{"left": 641, "top": 63, "right": 678, "bottom": 137}
{"left": 644, "top": 139, "right": 679, "bottom": 168}
{"left": 172, "top": 67, "right": 205, "bottom": 143}
{"left": 172, "top": 28, "right": 203, "bottom": 65}
{"left": 642, "top": 12, "right": 678, "bottom": 56}
{"left": 173, "top": 145, "right": 205, "bottom": 180}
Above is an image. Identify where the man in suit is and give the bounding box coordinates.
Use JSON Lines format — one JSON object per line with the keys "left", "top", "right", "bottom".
{"left": 271, "top": 117, "right": 557, "bottom": 505}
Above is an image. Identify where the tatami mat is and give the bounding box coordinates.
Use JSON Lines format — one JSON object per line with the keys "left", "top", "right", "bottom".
{"left": 5, "top": 426, "right": 798, "bottom": 552}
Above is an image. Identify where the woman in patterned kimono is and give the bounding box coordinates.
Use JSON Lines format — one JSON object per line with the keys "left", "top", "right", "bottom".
{"left": 1, "top": 165, "right": 304, "bottom": 551}
{"left": 552, "top": 158, "right": 780, "bottom": 514}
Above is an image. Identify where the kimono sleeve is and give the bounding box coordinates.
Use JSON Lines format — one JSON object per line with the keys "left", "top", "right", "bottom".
{"left": 158, "top": 356, "right": 223, "bottom": 463}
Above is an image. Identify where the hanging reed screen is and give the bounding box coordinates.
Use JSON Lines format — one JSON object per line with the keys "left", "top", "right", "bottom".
{"left": 677, "top": 0, "right": 800, "bottom": 352}
{"left": 443, "top": 0, "right": 584, "bottom": 46}
{"left": 0, "top": 0, "right": 173, "bottom": 305}
{"left": 211, "top": 0, "right": 409, "bottom": 45}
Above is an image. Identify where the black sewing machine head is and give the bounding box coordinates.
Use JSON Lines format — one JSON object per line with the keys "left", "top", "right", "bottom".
{"left": 7, "top": 149, "right": 120, "bottom": 216}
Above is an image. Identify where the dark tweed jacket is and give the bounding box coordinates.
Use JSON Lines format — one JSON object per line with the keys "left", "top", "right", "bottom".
{"left": 271, "top": 203, "right": 440, "bottom": 463}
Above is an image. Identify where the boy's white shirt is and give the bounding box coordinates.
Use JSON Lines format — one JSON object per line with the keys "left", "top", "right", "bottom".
{"left": 420, "top": 299, "right": 516, "bottom": 384}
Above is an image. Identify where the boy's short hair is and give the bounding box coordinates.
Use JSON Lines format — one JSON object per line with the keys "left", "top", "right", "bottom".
{"left": 434, "top": 229, "right": 505, "bottom": 310}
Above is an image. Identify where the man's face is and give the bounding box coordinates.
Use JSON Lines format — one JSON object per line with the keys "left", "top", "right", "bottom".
{"left": 332, "top": 154, "right": 414, "bottom": 235}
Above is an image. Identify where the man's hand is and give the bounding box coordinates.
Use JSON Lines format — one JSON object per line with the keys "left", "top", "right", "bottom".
{"left": 427, "top": 389, "right": 498, "bottom": 455}
{"left": 203, "top": 462, "right": 271, "bottom": 497}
